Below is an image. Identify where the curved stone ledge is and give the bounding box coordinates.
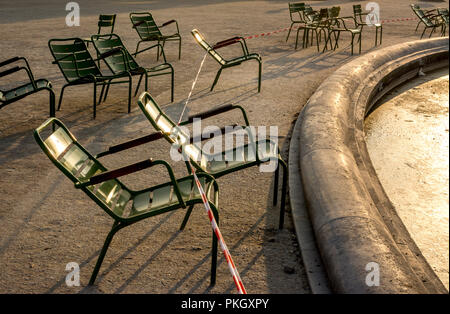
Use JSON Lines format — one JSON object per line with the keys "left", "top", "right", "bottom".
{"left": 295, "top": 37, "right": 449, "bottom": 293}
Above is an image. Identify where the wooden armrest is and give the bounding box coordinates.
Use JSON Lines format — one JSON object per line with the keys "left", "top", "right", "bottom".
{"left": 87, "top": 159, "right": 154, "bottom": 185}
{"left": 161, "top": 19, "right": 176, "bottom": 27}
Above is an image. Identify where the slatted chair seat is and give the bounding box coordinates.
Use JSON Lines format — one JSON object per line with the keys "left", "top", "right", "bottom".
{"left": 34, "top": 117, "right": 220, "bottom": 287}
{"left": 91, "top": 33, "right": 174, "bottom": 103}
{"left": 130, "top": 12, "right": 182, "bottom": 60}
{"left": 191, "top": 29, "right": 262, "bottom": 92}
{"left": 137, "top": 91, "right": 288, "bottom": 229}
{"left": 49, "top": 38, "right": 133, "bottom": 119}
{"left": 0, "top": 56, "right": 55, "bottom": 117}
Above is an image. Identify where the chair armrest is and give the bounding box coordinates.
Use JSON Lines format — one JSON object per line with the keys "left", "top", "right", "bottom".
{"left": 77, "top": 158, "right": 154, "bottom": 187}
{"left": 161, "top": 19, "right": 176, "bottom": 27}
{"left": 0, "top": 57, "right": 20, "bottom": 68}
{"left": 0, "top": 66, "right": 20, "bottom": 78}
{"left": 179, "top": 104, "right": 250, "bottom": 126}
{"left": 213, "top": 37, "right": 241, "bottom": 49}
{"left": 0, "top": 66, "right": 37, "bottom": 90}
{"left": 96, "top": 132, "right": 164, "bottom": 158}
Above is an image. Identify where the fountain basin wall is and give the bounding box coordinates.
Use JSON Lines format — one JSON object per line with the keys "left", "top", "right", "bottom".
{"left": 296, "top": 37, "right": 449, "bottom": 293}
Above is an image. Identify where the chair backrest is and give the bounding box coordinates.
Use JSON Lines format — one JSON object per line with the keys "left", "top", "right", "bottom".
{"left": 33, "top": 118, "right": 132, "bottom": 219}
{"left": 288, "top": 2, "right": 306, "bottom": 21}
{"left": 353, "top": 4, "right": 363, "bottom": 16}
{"left": 329, "top": 6, "right": 341, "bottom": 19}
{"left": 438, "top": 8, "right": 449, "bottom": 23}
{"left": 191, "top": 29, "right": 226, "bottom": 65}
{"left": 91, "top": 34, "right": 140, "bottom": 74}
{"left": 410, "top": 5, "right": 435, "bottom": 26}
{"left": 48, "top": 38, "right": 101, "bottom": 83}
{"left": 98, "top": 14, "right": 116, "bottom": 34}
{"left": 137, "top": 92, "right": 210, "bottom": 172}
{"left": 318, "top": 8, "right": 329, "bottom": 20}
{"left": 130, "top": 12, "right": 162, "bottom": 40}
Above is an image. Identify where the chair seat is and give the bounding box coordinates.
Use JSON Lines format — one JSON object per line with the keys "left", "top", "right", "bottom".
{"left": 2, "top": 79, "right": 51, "bottom": 102}
{"left": 206, "top": 139, "right": 278, "bottom": 173}
{"left": 129, "top": 176, "right": 211, "bottom": 218}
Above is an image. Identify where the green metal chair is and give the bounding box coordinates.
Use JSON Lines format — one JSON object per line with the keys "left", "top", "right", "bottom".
{"left": 137, "top": 92, "right": 287, "bottom": 229}
{"left": 437, "top": 8, "right": 448, "bottom": 36}
{"left": 49, "top": 38, "right": 133, "bottom": 119}
{"left": 0, "top": 56, "right": 55, "bottom": 117}
{"left": 83, "top": 14, "right": 117, "bottom": 44}
{"left": 323, "top": 16, "right": 362, "bottom": 55}
{"left": 33, "top": 117, "right": 220, "bottom": 286}
{"left": 410, "top": 4, "right": 444, "bottom": 39}
{"left": 130, "top": 12, "right": 181, "bottom": 60}
{"left": 91, "top": 33, "right": 174, "bottom": 103}
{"left": 286, "top": 2, "right": 307, "bottom": 46}
{"left": 303, "top": 8, "right": 331, "bottom": 51}
{"left": 191, "top": 29, "right": 262, "bottom": 93}
{"left": 353, "top": 4, "right": 382, "bottom": 46}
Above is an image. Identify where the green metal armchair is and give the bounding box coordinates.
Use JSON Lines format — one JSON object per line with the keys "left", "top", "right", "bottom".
{"left": 137, "top": 92, "right": 287, "bottom": 229}
{"left": 191, "top": 29, "right": 262, "bottom": 93}
{"left": 49, "top": 38, "right": 133, "bottom": 119}
{"left": 353, "top": 4, "right": 382, "bottom": 46}
{"left": 130, "top": 12, "right": 181, "bottom": 60}
{"left": 286, "top": 2, "right": 307, "bottom": 46}
{"left": 0, "top": 56, "right": 55, "bottom": 117}
{"left": 323, "top": 16, "right": 362, "bottom": 55}
{"left": 410, "top": 4, "right": 445, "bottom": 39}
{"left": 33, "top": 117, "right": 220, "bottom": 286}
{"left": 91, "top": 33, "right": 174, "bottom": 103}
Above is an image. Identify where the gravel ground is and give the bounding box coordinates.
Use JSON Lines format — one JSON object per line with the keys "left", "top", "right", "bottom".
{"left": 0, "top": 0, "right": 447, "bottom": 293}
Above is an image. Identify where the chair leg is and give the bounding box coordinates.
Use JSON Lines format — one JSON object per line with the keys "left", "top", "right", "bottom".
{"left": 257, "top": 59, "right": 262, "bottom": 93}
{"left": 178, "top": 37, "right": 182, "bottom": 60}
{"left": 103, "top": 82, "right": 111, "bottom": 102}
{"left": 421, "top": 26, "right": 427, "bottom": 39}
{"left": 57, "top": 84, "right": 68, "bottom": 111}
{"left": 98, "top": 83, "right": 106, "bottom": 104}
{"left": 295, "top": 27, "right": 302, "bottom": 49}
{"left": 93, "top": 82, "right": 97, "bottom": 119}
{"left": 179, "top": 204, "right": 194, "bottom": 231}
{"left": 135, "top": 74, "right": 143, "bottom": 97}
{"left": 88, "top": 221, "right": 124, "bottom": 285}
{"left": 273, "top": 164, "right": 279, "bottom": 206}
{"left": 211, "top": 68, "right": 222, "bottom": 91}
{"left": 48, "top": 88, "right": 55, "bottom": 118}
{"left": 128, "top": 74, "right": 133, "bottom": 113}
{"left": 286, "top": 22, "right": 295, "bottom": 42}
{"left": 209, "top": 203, "right": 219, "bottom": 286}
{"left": 359, "top": 32, "right": 362, "bottom": 54}
{"left": 279, "top": 160, "right": 288, "bottom": 230}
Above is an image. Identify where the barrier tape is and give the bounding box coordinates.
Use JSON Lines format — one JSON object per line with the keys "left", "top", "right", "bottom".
{"left": 176, "top": 54, "right": 247, "bottom": 294}
{"left": 242, "top": 16, "right": 419, "bottom": 40}
{"left": 188, "top": 161, "right": 247, "bottom": 294}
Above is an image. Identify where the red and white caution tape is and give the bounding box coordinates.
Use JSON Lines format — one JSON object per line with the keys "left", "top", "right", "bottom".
{"left": 188, "top": 161, "right": 247, "bottom": 294}
{"left": 176, "top": 54, "right": 246, "bottom": 294}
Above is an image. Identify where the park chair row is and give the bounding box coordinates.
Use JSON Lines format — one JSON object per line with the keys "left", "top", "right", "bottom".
{"left": 34, "top": 93, "right": 287, "bottom": 286}
{"left": 48, "top": 34, "right": 174, "bottom": 119}
{"left": 83, "top": 13, "right": 182, "bottom": 60}
{"left": 411, "top": 4, "right": 449, "bottom": 38}
{"left": 286, "top": 2, "right": 383, "bottom": 55}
